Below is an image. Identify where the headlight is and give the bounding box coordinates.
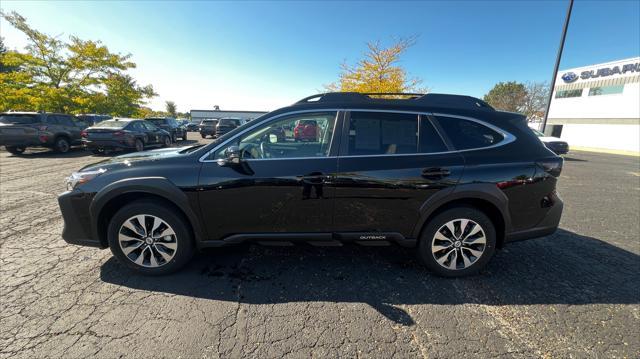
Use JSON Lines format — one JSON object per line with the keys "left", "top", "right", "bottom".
{"left": 66, "top": 169, "right": 106, "bottom": 190}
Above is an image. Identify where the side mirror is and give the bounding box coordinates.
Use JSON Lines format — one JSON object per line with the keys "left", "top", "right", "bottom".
{"left": 217, "top": 145, "right": 242, "bottom": 166}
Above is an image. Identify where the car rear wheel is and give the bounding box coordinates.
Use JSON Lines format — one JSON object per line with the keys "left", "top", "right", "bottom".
{"left": 54, "top": 137, "right": 70, "bottom": 153}
{"left": 134, "top": 139, "right": 144, "bottom": 152}
{"left": 418, "top": 206, "right": 496, "bottom": 277}
{"left": 201, "top": 133, "right": 206, "bottom": 138}
{"left": 172, "top": 133, "right": 177, "bottom": 143}
{"left": 107, "top": 200, "right": 194, "bottom": 275}
{"left": 5, "top": 146, "right": 26, "bottom": 155}
{"left": 162, "top": 136, "right": 172, "bottom": 147}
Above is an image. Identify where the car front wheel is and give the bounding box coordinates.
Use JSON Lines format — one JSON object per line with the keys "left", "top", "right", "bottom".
{"left": 418, "top": 206, "right": 496, "bottom": 277}
{"left": 107, "top": 200, "right": 194, "bottom": 275}
{"left": 134, "top": 139, "right": 144, "bottom": 152}
{"left": 163, "top": 136, "right": 172, "bottom": 147}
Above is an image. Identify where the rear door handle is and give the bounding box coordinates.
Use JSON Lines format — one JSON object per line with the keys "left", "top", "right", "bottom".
{"left": 422, "top": 167, "right": 451, "bottom": 178}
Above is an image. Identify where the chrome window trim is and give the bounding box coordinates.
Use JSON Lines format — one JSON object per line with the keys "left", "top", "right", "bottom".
{"left": 199, "top": 108, "right": 516, "bottom": 162}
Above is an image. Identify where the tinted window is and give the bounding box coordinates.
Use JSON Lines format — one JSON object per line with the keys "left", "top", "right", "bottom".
{"left": 142, "top": 121, "right": 157, "bottom": 130}
{"left": 347, "top": 112, "right": 418, "bottom": 155}
{"left": 128, "top": 121, "right": 145, "bottom": 131}
{"left": 436, "top": 117, "right": 504, "bottom": 150}
{"left": 93, "top": 120, "right": 127, "bottom": 128}
{"left": 146, "top": 118, "right": 166, "bottom": 125}
{"left": 57, "top": 115, "right": 75, "bottom": 127}
{"left": 555, "top": 89, "right": 582, "bottom": 98}
{"left": 419, "top": 117, "right": 448, "bottom": 153}
{"left": 0, "top": 114, "right": 40, "bottom": 124}
{"left": 588, "top": 85, "right": 624, "bottom": 96}
{"left": 219, "top": 119, "right": 240, "bottom": 126}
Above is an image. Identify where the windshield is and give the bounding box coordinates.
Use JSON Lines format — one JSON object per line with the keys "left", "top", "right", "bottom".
{"left": 0, "top": 114, "right": 40, "bottom": 124}
{"left": 146, "top": 118, "right": 165, "bottom": 125}
{"left": 201, "top": 120, "right": 217, "bottom": 125}
{"left": 219, "top": 119, "right": 239, "bottom": 126}
{"left": 92, "top": 120, "right": 127, "bottom": 128}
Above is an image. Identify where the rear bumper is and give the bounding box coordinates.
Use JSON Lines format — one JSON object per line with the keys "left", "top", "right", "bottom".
{"left": 0, "top": 134, "right": 51, "bottom": 147}
{"left": 505, "top": 191, "right": 564, "bottom": 243}
{"left": 82, "top": 139, "right": 134, "bottom": 150}
{"left": 58, "top": 190, "right": 104, "bottom": 248}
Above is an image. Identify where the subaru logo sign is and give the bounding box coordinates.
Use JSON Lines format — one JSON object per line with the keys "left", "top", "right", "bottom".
{"left": 561, "top": 72, "right": 578, "bottom": 83}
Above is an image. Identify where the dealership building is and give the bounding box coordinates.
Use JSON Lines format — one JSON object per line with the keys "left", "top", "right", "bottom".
{"left": 545, "top": 57, "right": 640, "bottom": 153}
{"left": 190, "top": 109, "right": 267, "bottom": 124}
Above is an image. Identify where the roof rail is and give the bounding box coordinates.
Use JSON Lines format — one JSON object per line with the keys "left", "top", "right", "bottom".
{"left": 295, "top": 92, "right": 494, "bottom": 111}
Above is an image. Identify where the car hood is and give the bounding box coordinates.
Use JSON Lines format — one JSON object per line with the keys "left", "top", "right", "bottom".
{"left": 79, "top": 147, "right": 190, "bottom": 172}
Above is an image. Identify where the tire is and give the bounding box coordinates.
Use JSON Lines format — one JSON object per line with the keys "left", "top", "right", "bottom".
{"left": 162, "top": 135, "right": 172, "bottom": 148}
{"left": 107, "top": 200, "right": 195, "bottom": 275}
{"left": 5, "top": 146, "right": 26, "bottom": 155}
{"left": 91, "top": 149, "right": 103, "bottom": 155}
{"left": 418, "top": 206, "right": 496, "bottom": 277}
{"left": 181, "top": 132, "right": 187, "bottom": 141}
{"left": 172, "top": 133, "right": 177, "bottom": 143}
{"left": 201, "top": 134, "right": 206, "bottom": 139}
{"left": 54, "top": 137, "right": 70, "bottom": 153}
{"left": 134, "top": 139, "right": 144, "bottom": 152}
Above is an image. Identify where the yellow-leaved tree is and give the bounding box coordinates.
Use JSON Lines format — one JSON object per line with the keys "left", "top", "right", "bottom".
{"left": 325, "top": 37, "right": 427, "bottom": 95}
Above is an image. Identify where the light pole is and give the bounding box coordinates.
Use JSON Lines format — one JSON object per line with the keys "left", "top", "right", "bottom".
{"left": 542, "top": 0, "right": 574, "bottom": 133}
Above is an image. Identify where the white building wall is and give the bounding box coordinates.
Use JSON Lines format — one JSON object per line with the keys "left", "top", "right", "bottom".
{"left": 547, "top": 57, "right": 640, "bottom": 153}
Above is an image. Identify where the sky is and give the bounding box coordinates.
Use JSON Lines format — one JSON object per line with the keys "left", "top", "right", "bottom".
{"left": 1, "top": 0, "right": 639, "bottom": 113}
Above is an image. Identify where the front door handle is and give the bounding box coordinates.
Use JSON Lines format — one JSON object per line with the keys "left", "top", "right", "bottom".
{"left": 422, "top": 167, "right": 451, "bottom": 178}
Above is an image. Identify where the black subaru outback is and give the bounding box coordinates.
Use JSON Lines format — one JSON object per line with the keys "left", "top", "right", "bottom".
{"left": 58, "top": 93, "right": 563, "bottom": 277}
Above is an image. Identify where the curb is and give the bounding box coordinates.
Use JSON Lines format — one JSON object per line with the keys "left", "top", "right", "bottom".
{"left": 571, "top": 146, "right": 640, "bottom": 157}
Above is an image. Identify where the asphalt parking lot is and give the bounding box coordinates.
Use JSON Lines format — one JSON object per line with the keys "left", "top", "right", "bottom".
{"left": 1, "top": 135, "right": 639, "bottom": 358}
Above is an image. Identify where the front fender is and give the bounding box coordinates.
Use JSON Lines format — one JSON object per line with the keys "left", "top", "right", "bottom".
{"left": 89, "top": 176, "right": 205, "bottom": 244}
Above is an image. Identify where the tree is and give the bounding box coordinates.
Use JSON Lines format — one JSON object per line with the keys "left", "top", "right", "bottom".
{"left": 483, "top": 81, "right": 527, "bottom": 113}
{"left": 165, "top": 101, "right": 177, "bottom": 117}
{"left": 521, "top": 82, "right": 550, "bottom": 120}
{"left": 325, "top": 36, "right": 426, "bottom": 94}
{"left": 0, "top": 10, "right": 156, "bottom": 114}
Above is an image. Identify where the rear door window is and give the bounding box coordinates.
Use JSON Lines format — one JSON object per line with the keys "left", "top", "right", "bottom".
{"left": 435, "top": 116, "right": 504, "bottom": 150}
{"left": 346, "top": 112, "right": 418, "bottom": 155}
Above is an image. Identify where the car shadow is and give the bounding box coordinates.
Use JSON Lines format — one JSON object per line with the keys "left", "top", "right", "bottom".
{"left": 3, "top": 147, "right": 92, "bottom": 158}
{"left": 100, "top": 229, "right": 639, "bottom": 326}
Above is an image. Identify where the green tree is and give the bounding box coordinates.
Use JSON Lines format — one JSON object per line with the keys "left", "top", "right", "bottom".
{"left": 165, "top": 101, "right": 177, "bottom": 117}
{"left": 483, "top": 81, "right": 527, "bottom": 113}
{"left": 326, "top": 37, "right": 426, "bottom": 95}
{"left": 0, "top": 11, "right": 156, "bottom": 114}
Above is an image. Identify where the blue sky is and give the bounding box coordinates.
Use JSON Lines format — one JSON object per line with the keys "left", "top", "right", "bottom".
{"left": 1, "top": 0, "right": 639, "bottom": 112}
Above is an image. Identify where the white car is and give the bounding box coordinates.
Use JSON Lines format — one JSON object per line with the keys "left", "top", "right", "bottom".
{"left": 532, "top": 129, "right": 569, "bottom": 155}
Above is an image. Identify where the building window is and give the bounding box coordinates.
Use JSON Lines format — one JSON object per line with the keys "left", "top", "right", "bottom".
{"left": 555, "top": 89, "right": 583, "bottom": 99}
{"left": 588, "top": 85, "right": 624, "bottom": 96}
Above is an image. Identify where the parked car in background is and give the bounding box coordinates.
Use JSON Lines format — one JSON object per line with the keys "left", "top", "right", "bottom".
{"left": 199, "top": 119, "right": 218, "bottom": 138}
{"left": 82, "top": 118, "right": 172, "bottom": 154}
{"left": 0, "top": 112, "right": 88, "bottom": 154}
{"left": 145, "top": 117, "right": 187, "bottom": 143}
{"left": 76, "top": 114, "right": 112, "bottom": 126}
{"left": 293, "top": 119, "right": 319, "bottom": 141}
{"left": 215, "top": 117, "right": 242, "bottom": 137}
{"left": 532, "top": 129, "right": 569, "bottom": 155}
{"left": 58, "top": 92, "right": 564, "bottom": 276}
{"left": 185, "top": 122, "right": 199, "bottom": 131}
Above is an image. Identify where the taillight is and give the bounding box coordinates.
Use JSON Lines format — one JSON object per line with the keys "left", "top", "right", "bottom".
{"left": 113, "top": 131, "right": 125, "bottom": 137}
{"left": 38, "top": 125, "right": 48, "bottom": 131}
{"left": 536, "top": 157, "right": 563, "bottom": 177}
{"left": 81, "top": 130, "right": 88, "bottom": 138}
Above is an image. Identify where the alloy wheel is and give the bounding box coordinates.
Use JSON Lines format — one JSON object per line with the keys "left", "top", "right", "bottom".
{"left": 118, "top": 214, "right": 178, "bottom": 268}
{"left": 431, "top": 218, "right": 486, "bottom": 270}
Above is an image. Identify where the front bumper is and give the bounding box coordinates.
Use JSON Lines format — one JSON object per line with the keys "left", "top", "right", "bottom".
{"left": 505, "top": 191, "right": 564, "bottom": 242}
{"left": 58, "top": 190, "right": 104, "bottom": 248}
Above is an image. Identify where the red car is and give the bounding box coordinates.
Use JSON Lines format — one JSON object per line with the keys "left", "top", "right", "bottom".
{"left": 293, "top": 120, "right": 319, "bottom": 141}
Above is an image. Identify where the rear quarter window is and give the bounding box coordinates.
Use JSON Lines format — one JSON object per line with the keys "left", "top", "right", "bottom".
{"left": 435, "top": 116, "right": 504, "bottom": 150}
